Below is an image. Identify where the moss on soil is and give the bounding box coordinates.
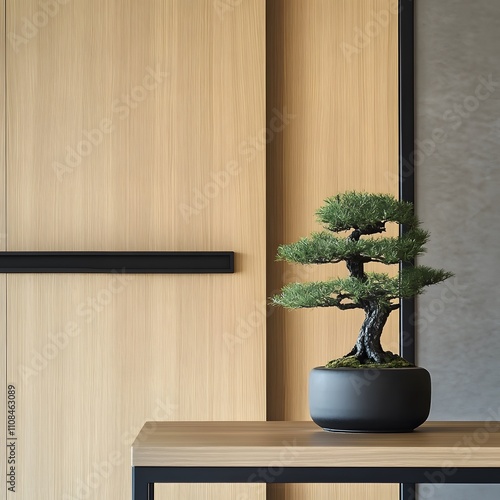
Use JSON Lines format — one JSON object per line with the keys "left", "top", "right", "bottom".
{"left": 325, "top": 355, "right": 414, "bottom": 369}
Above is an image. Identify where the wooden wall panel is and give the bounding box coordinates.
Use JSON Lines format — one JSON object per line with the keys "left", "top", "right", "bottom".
{"left": 0, "top": 0, "right": 4, "bottom": 246}
{"left": 7, "top": 0, "right": 265, "bottom": 253}
{"left": 269, "top": 484, "right": 397, "bottom": 500}
{"left": 267, "top": 0, "right": 399, "bottom": 498}
{"left": 6, "top": 0, "right": 265, "bottom": 499}
{"left": 0, "top": 276, "right": 4, "bottom": 500}
{"left": 1, "top": 1, "right": 6, "bottom": 498}
{"left": 7, "top": 275, "right": 266, "bottom": 499}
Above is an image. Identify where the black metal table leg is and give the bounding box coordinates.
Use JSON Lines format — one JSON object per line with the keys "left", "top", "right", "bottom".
{"left": 132, "top": 467, "right": 151, "bottom": 500}
{"left": 400, "top": 482, "right": 415, "bottom": 500}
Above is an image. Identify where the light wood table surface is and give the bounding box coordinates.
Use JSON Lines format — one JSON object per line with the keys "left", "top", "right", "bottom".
{"left": 131, "top": 420, "right": 500, "bottom": 500}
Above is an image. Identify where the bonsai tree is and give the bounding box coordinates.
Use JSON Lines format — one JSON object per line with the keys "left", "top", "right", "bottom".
{"left": 271, "top": 192, "right": 452, "bottom": 367}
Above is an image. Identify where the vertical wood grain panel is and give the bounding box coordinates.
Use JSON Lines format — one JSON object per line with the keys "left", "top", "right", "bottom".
{"left": 6, "top": 0, "right": 265, "bottom": 499}
{"left": 0, "top": 0, "right": 4, "bottom": 247}
{"left": 7, "top": 0, "right": 266, "bottom": 254}
{"left": 7, "top": 275, "right": 266, "bottom": 499}
{"left": 267, "top": 0, "right": 399, "bottom": 498}
{"left": 1, "top": 1, "right": 6, "bottom": 498}
{"left": 0, "top": 275, "right": 5, "bottom": 500}
{"left": 270, "top": 484, "right": 398, "bottom": 500}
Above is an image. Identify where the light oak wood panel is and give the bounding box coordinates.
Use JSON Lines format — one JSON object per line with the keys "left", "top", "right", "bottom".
{"left": 268, "top": 484, "right": 397, "bottom": 500}
{"left": 6, "top": 0, "right": 265, "bottom": 499}
{"left": 7, "top": 275, "right": 266, "bottom": 499}
{"left": 0, "top": 276, "right": 5, "bottom": 500}
{"left": 1, "top": 2, "right": 6, "bottom": 498}
{"left": 267, "top": 1, "right": 399, "bottom": 498}
{"left": 133, "top": 421, "right": 500, "bottom": 467}
{"left": 7, "top": 0, "right": 265, "bottom": 253}
{"left": 267, "top": 0, "right": 399, "bottom": 419}
{"left": 0, "top": 0, "right": 4, "bottom": 247}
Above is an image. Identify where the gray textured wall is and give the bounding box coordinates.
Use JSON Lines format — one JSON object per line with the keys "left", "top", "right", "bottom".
{"left": 415, "top": 0, "right": 500, "bottom": 498}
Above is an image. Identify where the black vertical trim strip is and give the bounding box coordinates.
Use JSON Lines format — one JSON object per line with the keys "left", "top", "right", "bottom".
{"left": 399, "top": 0, "right": 416, "bottom": 366}
{"left": 399, "top": 3, "right": 416, "bottom": 500}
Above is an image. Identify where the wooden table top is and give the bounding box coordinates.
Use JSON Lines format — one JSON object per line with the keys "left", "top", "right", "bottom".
{"left": 131, "top": 420, "right": 500, "bottom": 467}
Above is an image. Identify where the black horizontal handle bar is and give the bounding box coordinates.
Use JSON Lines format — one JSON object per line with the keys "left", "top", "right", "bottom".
{"left": 0, "top": 252, "right": 234, "bottom": 274}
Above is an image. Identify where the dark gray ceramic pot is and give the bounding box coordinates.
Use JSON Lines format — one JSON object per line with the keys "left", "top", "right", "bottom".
{"left": 309, "top": 366, "right": 431, "bottom": 432}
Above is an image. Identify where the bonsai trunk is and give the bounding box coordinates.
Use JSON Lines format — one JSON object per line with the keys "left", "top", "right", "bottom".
{"left": 344, "top": 231, "right": 396, "bottom": 363}
{"left": 346, "top": 302, "right": 392, "bottom": 363}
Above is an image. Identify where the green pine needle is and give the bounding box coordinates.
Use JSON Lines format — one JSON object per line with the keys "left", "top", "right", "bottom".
{"left": 271, "top": 192, "right": 453, "bottom": 312}
{"left": 271, "top": 266, "right": 453, "bottom": 310}
{"left": 316, "top": 191, "right": 418, "bottom": 232}
{"left": 277, "top": 228, "right": 429, "bottom": 265}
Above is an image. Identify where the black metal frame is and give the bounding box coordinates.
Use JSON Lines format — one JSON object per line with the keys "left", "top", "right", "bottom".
{"left": 132, "top": 466, "right": 500, "bottom": 500}
{"left": 399, "top": 0, "right": 416, "bottom": 365}
{"left": 399, "top": 2, "right": 415, "bottom": 498}
{"left": 0, "top": 251, "right": 234, "bottom": 273}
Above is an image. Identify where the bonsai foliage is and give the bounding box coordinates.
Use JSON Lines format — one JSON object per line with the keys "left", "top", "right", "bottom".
{"left": 271, "top": 192, "right": 452, "bottom": 367}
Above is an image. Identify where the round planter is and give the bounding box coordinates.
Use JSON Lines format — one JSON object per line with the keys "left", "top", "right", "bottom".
{"left": 309, "top": 366, "right": 431, "bottom": 432}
